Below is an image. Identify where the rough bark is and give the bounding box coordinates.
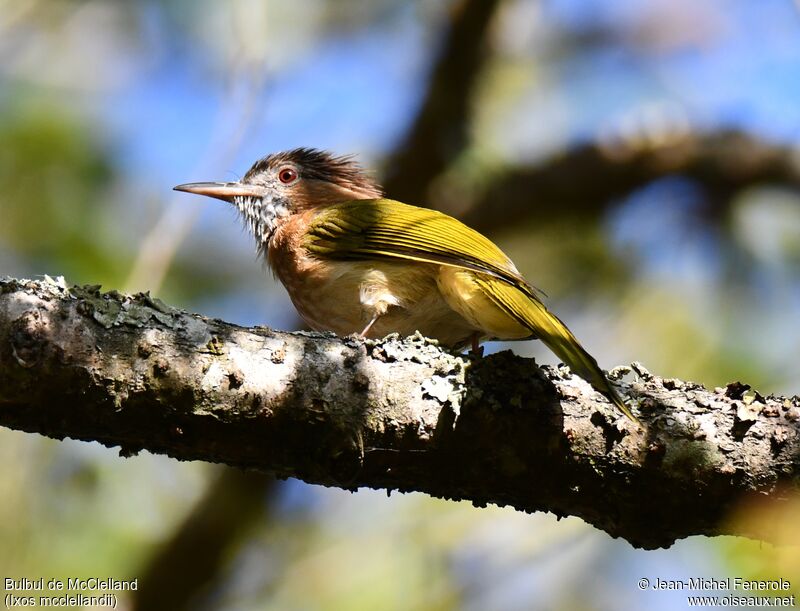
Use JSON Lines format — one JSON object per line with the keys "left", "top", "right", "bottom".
{"left": 1, "top": 277, "right": 798, "bottom": 549}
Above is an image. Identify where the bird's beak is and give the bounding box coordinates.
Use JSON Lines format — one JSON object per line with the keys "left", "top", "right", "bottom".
{"left": 173, "top": 181, "right": 263, "bottom": 203}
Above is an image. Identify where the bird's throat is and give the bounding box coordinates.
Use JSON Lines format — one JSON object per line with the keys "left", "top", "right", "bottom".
{"left": 234, "top": 195, "right": 291, "bottom": 252}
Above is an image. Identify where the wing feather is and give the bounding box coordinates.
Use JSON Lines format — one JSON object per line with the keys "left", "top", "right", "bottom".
{"left": 305, "top": 199, "right": 546, "bottom": 300}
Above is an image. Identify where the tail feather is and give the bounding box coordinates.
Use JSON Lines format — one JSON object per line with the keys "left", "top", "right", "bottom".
{"left": 536, "top": 318, "right": 640, "bottom": 424}
{"left": 521, "top": 301, "right": 639, "bottom": 425}
{"left": 474, "top": 275, "right": 639, "bottom": 424}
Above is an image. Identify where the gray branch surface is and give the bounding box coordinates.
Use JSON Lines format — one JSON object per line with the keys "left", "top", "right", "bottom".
{"left": 1, "top": 277, "right": 798, "bottom": 549}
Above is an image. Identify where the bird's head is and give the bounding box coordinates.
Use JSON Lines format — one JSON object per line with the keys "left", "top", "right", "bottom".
{"left": 174, "top": 148, "right": 383, "bottom": 249}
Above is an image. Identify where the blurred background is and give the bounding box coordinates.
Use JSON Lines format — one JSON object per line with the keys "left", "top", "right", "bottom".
{"left": 2, "top": 0, "right": 800, "bottom": 609}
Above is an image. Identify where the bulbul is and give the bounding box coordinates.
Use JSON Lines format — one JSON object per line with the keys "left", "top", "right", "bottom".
{"left": 175, "top": 148, "right": 637, "bottom": 423}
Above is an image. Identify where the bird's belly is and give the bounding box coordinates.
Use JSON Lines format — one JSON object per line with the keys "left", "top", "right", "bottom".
{"left": 274, "top": 257, "right": 477, "bottom": 346}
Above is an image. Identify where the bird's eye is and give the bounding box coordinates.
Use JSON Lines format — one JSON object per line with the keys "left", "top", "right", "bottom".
{"left": 278, "top": 168, "right": 298, "bottom": 184}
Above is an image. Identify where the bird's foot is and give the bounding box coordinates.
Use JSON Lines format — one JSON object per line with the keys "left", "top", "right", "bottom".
{"left": 468, "top": 333, "right": 484, "bottom": 358}
{"left": 359, "top": 314, "right": 380, "bottom": 338}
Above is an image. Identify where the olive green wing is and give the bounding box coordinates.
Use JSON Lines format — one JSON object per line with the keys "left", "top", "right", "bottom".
{"left": 305, "top": 199, "right": 543, "bottom": 300}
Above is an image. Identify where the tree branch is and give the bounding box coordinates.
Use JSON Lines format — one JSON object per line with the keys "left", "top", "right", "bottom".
{"left": 382, "top": 0, "right": 501, "bottom": 203}
{"left": 131, "top": 468, "right": 276, "bottom": 611}
{"left": 1, "top": 277, "right": 798, "bottom": 549}
{"left": 460, "top": 130, "right": 800, "bottom": 231}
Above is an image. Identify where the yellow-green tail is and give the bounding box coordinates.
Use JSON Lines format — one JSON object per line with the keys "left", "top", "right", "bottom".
{"left": 539, "top": 312, "right": 639, "bottom": 424}
{"left": 554, "top": 341, "right": 640, "bottom": 425}
{"left": 475, "top": 275, "right": 639, "bottom": 424}
{"left": 519, "top": 299, "right": 639, "bottom": 424}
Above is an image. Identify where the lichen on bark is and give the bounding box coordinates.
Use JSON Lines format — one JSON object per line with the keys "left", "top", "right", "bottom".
{"left": 1, "top": 276, "right": 799, "bottom": 549}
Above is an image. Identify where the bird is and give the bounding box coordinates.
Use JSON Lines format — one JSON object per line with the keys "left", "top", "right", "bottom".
{"left": 175, "top": 148, "right": 638, "bottom": 423}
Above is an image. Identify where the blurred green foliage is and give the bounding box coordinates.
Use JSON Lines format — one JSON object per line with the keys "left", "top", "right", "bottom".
{"left": 0, "top": 104, "right": 120, "bottom": 284}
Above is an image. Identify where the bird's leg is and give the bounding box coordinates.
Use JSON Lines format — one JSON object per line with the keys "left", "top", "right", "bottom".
{"left": 359, "top": 313, "right": 380, "bottom": 338}
{"left": 469, "top": 332, "right": 484, "bottom": 358}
